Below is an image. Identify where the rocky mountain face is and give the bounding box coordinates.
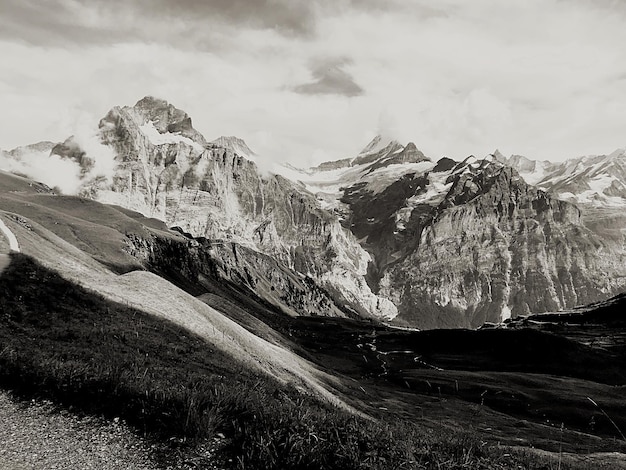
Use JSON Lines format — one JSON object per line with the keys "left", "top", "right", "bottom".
{"left": 379, "top": 161, "right": 625, "bottom": 328}
{"left": 496, "top": 148, "right": 626, "bottom": 206}
{"left": 123, "top": 230, "right": 348, "bottom": 318}
{"left": 496, "top": 149, "right": 626, "bottom": 272}
{"left": 296, "top": 147, "right": 626, "bottom": 328}
{"left": 88, "top": 97, "right": 396, "bottom": 320}
{"left": 3, "top": 97, "right": 626, "bottom": 329}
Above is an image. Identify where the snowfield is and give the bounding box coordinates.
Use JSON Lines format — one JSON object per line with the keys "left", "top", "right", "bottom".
{"left": 139, "top": 121, "right": 204, "bottom": 153}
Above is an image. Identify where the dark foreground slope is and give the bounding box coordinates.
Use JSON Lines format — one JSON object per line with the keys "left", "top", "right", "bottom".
{"left": 0, "top": 254, "right": 557, "bottom": 470}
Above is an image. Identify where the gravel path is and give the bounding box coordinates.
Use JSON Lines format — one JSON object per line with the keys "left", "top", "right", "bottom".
{"left": 0, "top": 392, "right": 157, "bottom": 470}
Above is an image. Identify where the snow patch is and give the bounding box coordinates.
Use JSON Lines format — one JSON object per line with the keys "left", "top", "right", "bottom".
{"left": 588, "top": 174, "right": 617, "bottom": 194}
{"left": 139, "top": 121, "right": 204, "bottom": 153}
{"left": 517, "top": 164, "right": 548, "bottom": 186}
{"left": 500, "top": 304, "right": 512, "bottom": 321}
{"left": 394, "top": 172, "right": 452, "bottom": 230}
{"left": 364, "top": 161, "right": 435, "bottom": 195}
{"left": 556, "top": 174, "right": 626, "bottom": 207}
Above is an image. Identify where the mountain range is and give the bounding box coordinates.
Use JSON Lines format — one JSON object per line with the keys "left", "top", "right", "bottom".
{"left": 2, "top": 96, "right": 626, "bottom": 329}
{"left": 2, "top": 96, "right": 626, "bottom": 468}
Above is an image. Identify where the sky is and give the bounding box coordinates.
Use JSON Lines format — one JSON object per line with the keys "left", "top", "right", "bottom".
{"left": 0, "top": 0, "right": 625, "bottom": 167}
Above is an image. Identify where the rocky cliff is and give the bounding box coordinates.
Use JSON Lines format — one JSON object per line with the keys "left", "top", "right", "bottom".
{"left": 378, "top": 161, "right": 626, "bottom": 329}
{"left": 123, "top": 230, "right": 349, "bottom": 318}
{"left": 308, "top": 149, "right": 626, "bottom": 329}
{"left": 89, "top": 97, "right": 397, "bottom": 320}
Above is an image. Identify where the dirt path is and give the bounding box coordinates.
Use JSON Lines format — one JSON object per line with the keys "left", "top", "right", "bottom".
{"left": 0, "top": 392, "right": 157, "bottom": 470}
{"left": 0, "top": 216, "right": 20, "bottom": 253}
{"left": 0, "top": 215, "right": 19, "bottom": 275}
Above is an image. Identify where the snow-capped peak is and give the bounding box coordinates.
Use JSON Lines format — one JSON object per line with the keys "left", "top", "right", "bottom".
{"left": 356, "top": 134, "right": 405, "bottom": 157}
{"left": 359, "top": 134, "right": 384, "bottom": 155}
{"left": 139, "top": 121, "right": 204, "bottom": 152}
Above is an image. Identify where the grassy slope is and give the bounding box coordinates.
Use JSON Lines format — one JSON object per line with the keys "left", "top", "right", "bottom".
{"left": 169, "top": 257, "right": 626, "bottom": 460}
{"left": 0, "top": 194, "right": 176, "bottom": 272}
{"left": 235, "top": 313, "right": 625, "bottom": 464}
{"left": 0, "top": 253, "right": 557, "bottom": 470}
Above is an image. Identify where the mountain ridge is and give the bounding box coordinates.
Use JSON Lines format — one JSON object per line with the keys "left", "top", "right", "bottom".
{"left": 2, "top": 97, "right": 626, "bottom": 328}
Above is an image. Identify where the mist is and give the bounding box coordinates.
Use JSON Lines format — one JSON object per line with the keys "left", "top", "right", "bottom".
{"left": 0, "top": 123, "right": 117, "bottom": 195}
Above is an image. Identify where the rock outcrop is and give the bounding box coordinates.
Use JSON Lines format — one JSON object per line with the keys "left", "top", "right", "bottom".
{"left": 123, "top": 231, "right": 349, "bottom": 318}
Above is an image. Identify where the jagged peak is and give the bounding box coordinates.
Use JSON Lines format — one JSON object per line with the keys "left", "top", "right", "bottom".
{"left": 397, "top": 142, "right": 429, "bottom": 162}
{"left": 358, "top": 134, "right": 402, "bottom": 156}
{"left": 211, "top": 136, "right": 256, "bottom": 158}
{"left": 313, "top": 136, "right": 430, "bottom": 173}
{"left": 442, "top": 158, "right": 534, "bottom": 209}
{"left": 130, "top": 96, "right": 191, "bottom": 129}
{"left": 451, "top": 154, "right": 505, "bottom": 177}
{"left": 359, "top": 134, "right": 384, "bottom": 155}
{"left": 491, "top": 149, "right": 506, "bottom": 163}
{"left": 100, "top": 96, "right": 208, "bottom": 146}
{"left": 352, "top": 140, "right": 403, "bottom": 167}
{"left": 134, "top": 95, "right": 171, "bottom": 110}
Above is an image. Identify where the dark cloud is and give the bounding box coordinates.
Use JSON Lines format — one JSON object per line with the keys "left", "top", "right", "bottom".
{"left": 0, "top": 0, "right": 318, "bottom": 48}
{"left": 293, "top": 58, "right": 364, "bottom": 97}
{"left": 0, "top": 0, "right": 434, "bottom": 50}
{"left": 150, "top": 0, "right": 316, "bottom": 36}
{"left": 0, "top": 1, "right": 136, "bottom": 47}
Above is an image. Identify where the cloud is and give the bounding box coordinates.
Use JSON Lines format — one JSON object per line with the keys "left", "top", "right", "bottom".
{"left": 0, "top": 0, "right": 318, "bottom": 49}
{"left": 0, "top": 0, "right": 423, "bottom": 48}
{"left": 72, "top": 122, "right": 117, "bottom": 184}
{"left": 0, "top": 149, "right": 83, "bottom": 194}
{"left": 293, "top": 57, "right": 364, "bottom": 97}
{"left": 0, "top": 0, "right": 625, "bottom": 170}
{"left": 0, "top": 113, "right": 117, "bottom": 195}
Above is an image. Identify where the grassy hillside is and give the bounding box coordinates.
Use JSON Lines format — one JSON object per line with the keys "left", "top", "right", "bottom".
{"left": 0, "top": 253, "right": 563, "bottom": 469}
